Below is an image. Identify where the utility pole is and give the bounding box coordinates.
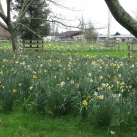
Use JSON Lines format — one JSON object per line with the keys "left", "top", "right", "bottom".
{"left": 108, "top": 9, "right": 110, "bottom": 40}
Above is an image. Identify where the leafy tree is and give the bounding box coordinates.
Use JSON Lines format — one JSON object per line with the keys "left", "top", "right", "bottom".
{"left": 84, "top": 21, "right": 98, "bottom": 41}
{"left": 104, "top": 0, "right": 137, "bottom": 38}
{"left": 12, "top": 0, "right": 50, "bottom": 40}
{"left": 114, "top": 31, "right": 121, "bottom": 35}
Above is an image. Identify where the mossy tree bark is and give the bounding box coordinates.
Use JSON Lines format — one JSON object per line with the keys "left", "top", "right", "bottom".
{"left": 104, "top": 0, "right": 137, "bottom": 38}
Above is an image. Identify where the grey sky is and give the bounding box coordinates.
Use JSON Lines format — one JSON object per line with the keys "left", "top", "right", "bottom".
{"left": 1, "top": 0, "right": 137, "bottom": 34}
{"left": 50, "top": 0, "right": 137, "bottom": 34}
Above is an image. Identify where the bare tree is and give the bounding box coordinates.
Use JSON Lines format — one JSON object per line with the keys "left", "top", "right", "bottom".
{"left": 84, "top": 21, "right": 98, "bottom": 41}
{"left": 0, "top": 0, "right": 36, "bottom": 52}
{"left": 79, "top": 15, "right": 85, "bottom": 33}
{"left": 104, "top": 0, "right": 137, "bottom": 38}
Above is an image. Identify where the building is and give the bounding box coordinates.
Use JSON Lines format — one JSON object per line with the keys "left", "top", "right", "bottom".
{"left": 97, "top": 34, "right": 135, "bottom": 42}
{"left": 73, "top": 34, "right": 85, "bottom": 42}
{"left": 43, "top": 36, "right": 55, "bottom": 41}
{"left": 97, "top": 34, "right": 114, "bottom": 41}
{"left": 112, "top": 34, "right": 135, "bottom": 42}
{"left": 0, "top": 26, "right": 11, "bottom": 39}
{"left": 56, "top": 31, "right": 81, "bottom": 41}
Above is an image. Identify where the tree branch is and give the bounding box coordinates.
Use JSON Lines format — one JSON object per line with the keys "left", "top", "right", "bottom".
{"left": 104, "top": 0, "right": 137, "bottom": 37}
{"left": 18, "top": 23, "right": 42, "bottom": 39}
{"left": 16, "top": 0, "right": 35, "bottom": 27}
{"left": 7, "top": 0, "right": 11, "bottom": 25}
{"left": 0, "top": 21, "right": 9, "bottom": 31}
{"left": 0, "top": 2, "right": 7, "bottom": 23}
{"left": 47, "top": 0, "right": 81, "bottom": 11}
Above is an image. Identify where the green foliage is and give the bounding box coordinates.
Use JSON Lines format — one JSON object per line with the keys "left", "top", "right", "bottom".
{"left": 87, "top": 91, "right": 116, "bottom": 128}
{"left": 0, "top": 42, "right": 137, "bottom": 135}
{"left": 114, "top": 31, "right": 121, "bottom": 35}
{"left": 12, "top": 0, "right": 50, "bottom": 39}
{"left": 84, "top": 21, "right": 98, "bottom": 41}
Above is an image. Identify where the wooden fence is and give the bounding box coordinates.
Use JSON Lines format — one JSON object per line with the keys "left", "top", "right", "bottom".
{"left": 98, "top": 40, "right": 120, "bottom": 50}
{"left": 59, "top": 40, "right": 75, "bottom": 45}
{"left": 19, "top": 39, "right": 44, "bottom": 50}
{"left": 127, "top": 41, "right": 137, "bottom": 58}
{"left": 0, "top": 39, "right": 9, "bottom": 44}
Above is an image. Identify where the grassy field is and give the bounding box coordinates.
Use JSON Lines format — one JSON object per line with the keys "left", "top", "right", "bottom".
{"left": 44, "top": 42, "right": 137, "bottom": 58}
{"left": 0, "top": 41, "right": 137, "bottom": 136}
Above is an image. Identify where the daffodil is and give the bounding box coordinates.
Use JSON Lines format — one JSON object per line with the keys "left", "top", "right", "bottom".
{"left": 108, "top": 86, "right": 111, "bottom": 90}
{"left": 83, "top": 100, "right": 87, "bottom": 106}
{"left": 19, "top": 83, "right": 22, "bottom": 86}
{"left": 30, "top": 86, "right": 33, "bottom": 90}
{"left": 90, "top": 79, "right": 93, "bottom": 82}
{"left": 100, "top": 76, "right": 103, "bottom": 80}
{"left": 36, "top": 94, "right": 38, "bottom": 96}
{"left": 99, "top": 95, "right": 104, "bottom": 99}
{"left": 49, "top": 59, "right": 51, "bottom": 62}
{"left": 13, "top": 89, "right": 17, "bottom": 92}
{"left": 101, "top": 83, "right": 105, "bottom": 87}
{"left": 94, "top": 92, "right": 98, "bottom": 96}
{"left": 70, "top": 80, "right": 74, "bottom": 84}
{"left": 120, "top": 86, "right": 124, "bottom": 89}
{"left": 76, "top": 83, "right": 79, "bottom": 88}
{"left": 0, "top": 85, "right": 3, "bottom": 88}
{"left": 60, "top": 81, "right": 65, "bottom": 87}
{"left": 33, "top": 75, "right": 37, "bottom": 79}
{"left": 105, "top": 83, "right": 109, "bottom": 87}
{"left": 112, "top": 94, "right": 117, "bottom": 98}
{"left": 0, "top": 71, "right": 3, "bottom": 74}
{"left": 120, "top": 82, "right": 125, "bottom": 85}
{"left": 88, "top": 73, "right": 92, "bottom": 76}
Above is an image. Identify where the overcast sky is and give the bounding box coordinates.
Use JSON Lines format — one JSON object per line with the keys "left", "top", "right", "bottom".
{"left": 1, "top": 0, "right": 137, "bottom": 35}
{"left": 50, "top": 0, "right": 137, "bottom": 34}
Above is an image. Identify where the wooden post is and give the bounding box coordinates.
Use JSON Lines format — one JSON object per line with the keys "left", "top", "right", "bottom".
{"left": 128, "top": 44, "right": 130, "bottom": 58}
{"left": 42, "top": 40, "right": 43, "bottom": 51}
{"left": 23, "top": 39, "right": 25, "bottom": 48}
{"left": 30, "top": 40, "right": 32, "bottom": 48}
{"left": 37, "top": 40, "right": 39, "bottom": 48}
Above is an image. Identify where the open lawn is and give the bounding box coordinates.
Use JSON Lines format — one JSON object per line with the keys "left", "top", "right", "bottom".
{"left": 0, "top": 42, "right": 137, "bottom": 136}
{"left": 44, "top": 42, "right": 137, "bottom": 58}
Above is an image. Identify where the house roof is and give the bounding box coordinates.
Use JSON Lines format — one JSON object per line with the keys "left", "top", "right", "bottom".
{"left": 57, "top": 31, "right": 81, "bottom": 37}
{"left": 112, "top": 34, "right": 135, "bottom": 38}
{"left": 98, "top": 34, "right": 135, "bottom": 39}
{"left": 73, "top": 34, "right": 84, "bottom": 38}
{"left": 98, "top": 34, "right": 113, "bottom": 38}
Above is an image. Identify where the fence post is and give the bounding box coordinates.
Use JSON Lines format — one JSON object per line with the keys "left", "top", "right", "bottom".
{"left": 128, "top": 44, "right": 130, "bottom": 58}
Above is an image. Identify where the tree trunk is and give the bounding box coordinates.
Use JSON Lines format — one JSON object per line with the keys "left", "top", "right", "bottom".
{"left": 10, "top": 31, "right": 20, "bottom": 52}
{"left": 104, "top": 0, "right": 137, "bottom": 38}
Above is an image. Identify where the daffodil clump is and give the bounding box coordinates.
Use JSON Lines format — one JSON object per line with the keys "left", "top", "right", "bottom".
{"left": 44, "top": 42, "right": 123, "bottom": 53}
{"left": 0, "top": 46, "right": 137, "bottom": 130}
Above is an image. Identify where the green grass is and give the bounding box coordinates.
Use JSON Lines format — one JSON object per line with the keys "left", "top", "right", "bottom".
{"left": 0, "top": 42, "right": 137, "bottom": 136}
{"left": 44, "top": 42, "right": 137, "bottom": 58}
{"left": 0, "top": 111, "right": 136, "bottom": 137}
